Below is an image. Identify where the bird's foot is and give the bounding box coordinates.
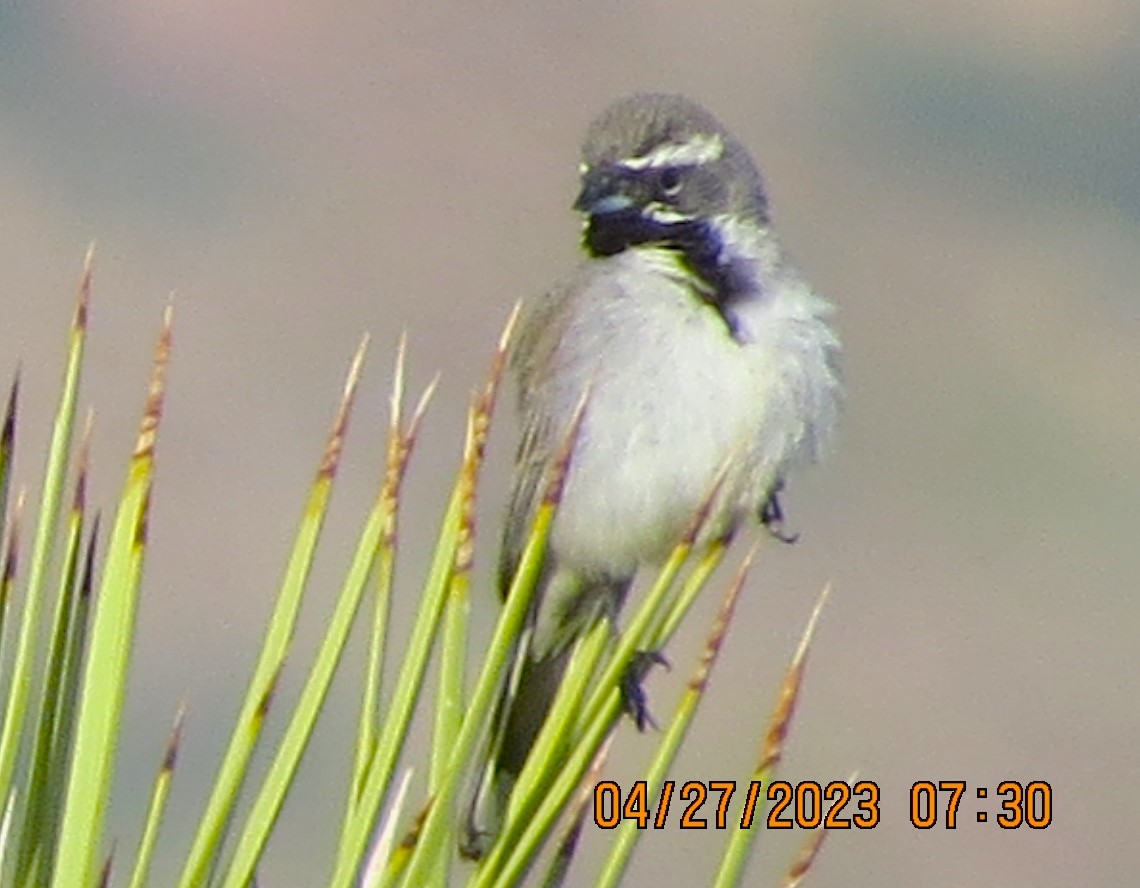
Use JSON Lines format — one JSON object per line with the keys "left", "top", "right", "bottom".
{"left": 759, "top": 486, "right": 799, "bottom": 544}
{"left": 459, "top": 827, "right": 491, "bottom": 862}
{"left": 620, "top": 650, "right": 670, "bottom": 731}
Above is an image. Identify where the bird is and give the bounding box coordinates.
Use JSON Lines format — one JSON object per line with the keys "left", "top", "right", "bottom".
{"left": 463, "top": 92, "right": 841, "bottom": 858}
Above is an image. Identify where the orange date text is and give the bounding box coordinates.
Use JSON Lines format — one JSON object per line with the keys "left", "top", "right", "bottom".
{"left": 592, "top": 780, "right": 881, "bottom": 830}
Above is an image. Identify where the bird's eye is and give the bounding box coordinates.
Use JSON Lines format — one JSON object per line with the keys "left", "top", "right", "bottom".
{"left": 658, "top": 168, "right": 683, "bottom": 196}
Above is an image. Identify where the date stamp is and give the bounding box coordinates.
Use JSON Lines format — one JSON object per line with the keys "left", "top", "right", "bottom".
{"left": 592, "top": 780, "right": 1052, "bottom": 830}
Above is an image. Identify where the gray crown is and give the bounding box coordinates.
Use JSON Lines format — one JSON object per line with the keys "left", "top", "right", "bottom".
{"left": 578, "top": 93, "right": 769, "bottom": 224}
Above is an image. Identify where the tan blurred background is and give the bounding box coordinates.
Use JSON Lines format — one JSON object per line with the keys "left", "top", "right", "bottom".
{"left": 2, "top": 1, "right": 1137, "bottom": 885}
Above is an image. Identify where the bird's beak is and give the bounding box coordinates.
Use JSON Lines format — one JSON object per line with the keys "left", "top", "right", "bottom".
{"left": 574, "top": 168, "right": 636, "bottom": 215}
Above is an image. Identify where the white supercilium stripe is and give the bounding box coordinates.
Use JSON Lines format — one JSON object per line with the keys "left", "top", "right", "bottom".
{"left": 618, "top": 133, "right": 725, "bottom": 170}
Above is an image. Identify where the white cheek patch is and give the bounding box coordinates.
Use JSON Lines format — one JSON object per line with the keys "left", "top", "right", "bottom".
{"left": 643, "top": 203, "right": 693, "bottom": 224}
{"left": 617, "top": 133, "right": 725, "bottom": 171}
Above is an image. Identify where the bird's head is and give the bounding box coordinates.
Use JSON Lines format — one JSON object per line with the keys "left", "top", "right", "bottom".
{"left": 574, "top": 93, "right": 769, "bottom": 258}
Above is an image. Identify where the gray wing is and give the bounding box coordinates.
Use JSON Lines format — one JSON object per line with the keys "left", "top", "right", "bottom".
{"left": 496, "top": 281, "right": 577, "bottom": 598}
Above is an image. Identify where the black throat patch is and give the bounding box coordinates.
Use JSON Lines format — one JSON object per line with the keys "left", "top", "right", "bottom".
{"left": 583, "top": 210, "right": 753, "bottom": 342}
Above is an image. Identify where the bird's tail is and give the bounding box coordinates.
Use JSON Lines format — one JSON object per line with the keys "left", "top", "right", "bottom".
{"left": 461, "top": 625, "right": 571, "bottom": 860}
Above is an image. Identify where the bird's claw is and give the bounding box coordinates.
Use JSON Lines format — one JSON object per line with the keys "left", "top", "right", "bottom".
{"left": 621, "top": 650, "right": 670, "bottom": 731}
{"left": 759, "top": 486, "right": 799, "bottom": 544}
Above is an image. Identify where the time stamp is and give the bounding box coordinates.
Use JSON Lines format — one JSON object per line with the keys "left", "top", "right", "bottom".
{"left": 593, "top": 780, "right": 1053, "bottom": 830}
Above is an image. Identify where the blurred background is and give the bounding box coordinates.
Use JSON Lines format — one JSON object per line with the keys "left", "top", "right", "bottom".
{"left": 1, "top": 1, "right": 1137, "bottom": 885}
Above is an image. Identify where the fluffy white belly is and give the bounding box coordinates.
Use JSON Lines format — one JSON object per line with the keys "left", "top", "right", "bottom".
{"left": 544, "top": 251, "right": 784, "bottom": 576}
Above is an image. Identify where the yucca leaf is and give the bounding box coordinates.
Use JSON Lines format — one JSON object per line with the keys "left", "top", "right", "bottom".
{"left": 50, "top": 303, "right": 171, "bottom": 887}
{"left": 175, "top": 335, "right": 368, "bottom": 888}
{"left": 14, "top": 416, "right": 92, "bottom": 887}
{"left": 595, "top": 543, "right": 758, "bottom": 888}
{"left": 395, "top": 390, "right": 584, "bottom": 888}
{"left": 125, "top": 705, "right": 185, "bottom": 888}
{"left": 331, "top": 309, "right": 518, "bottom": 888}
{"left": 712, "top": 584, "right": 830, "bottom": 887}
{"left": 219, "top": 345, "right": 438, "bottom": 888}
{"left": 0, "top": 253, "right": 90, "bottom": 818}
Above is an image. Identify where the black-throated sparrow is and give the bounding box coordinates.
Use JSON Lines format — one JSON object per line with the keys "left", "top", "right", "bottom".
{"left": 464, "top": 93, "right": 841, "bottom": 857}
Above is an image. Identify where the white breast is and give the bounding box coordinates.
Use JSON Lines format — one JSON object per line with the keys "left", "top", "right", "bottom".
{"left": 540, "top": 247, "right": 820, "bottom": 577}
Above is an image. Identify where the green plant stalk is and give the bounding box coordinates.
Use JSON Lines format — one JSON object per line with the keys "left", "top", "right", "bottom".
{"left": 0, "top": 265, "right": 89, "bottom": 821}
{"left": 429, "top": 435, "right": 482, "bottom": 827}
{"left": 347, "top": 362, "right": 437, "bottom": 835}
{"left": 0, "top": 494, "right": 23, "bottom": 715}
{"left": 42, "top": 522, "right": 98, "bottom": 865}
{"left": 482, "top": 541, "right": 728, "bottom": 888}
{"left": 359, "top": 768, "right": 414, "bottom": 888}
{"left": 712, "top": 584, "right": 829, "bottom": 888}
{"left": 359, "top": 311, "right": 513, "bottom": 887}
{"left": 0, "top": 380, "right": 16, "bottom": 723}
{"left": 125, "top": 709, "right": 183, "bottom": 888}
{"left": 592, "top": 699, "right": 695, "bottom": 887}
{"left": 595, "top": 546, "right": 755, "bottom": 888}
{"left": 49, "top": 304, "right": 168, "bottom": 888}
{"left": 539, "top": 735, "right": 613, "bottom": 888}
{"left": 396, "top": 383, "right": 575, "bottom": 888}
{"left": 492, "top": 620, "right": 610, "bottom": 860}
{"left": 430, "top": 405, "right": 477, "bottom": 804}
{"left": 176, "top": 338, "right": 368, "bottom": 888}
{"left": 652, "top": 540, "right": 732, "bottom": 645}
{"left": 713, "top": 762, "right": 775, "bottom": 885}
{"left": 479, "top": 678, "right": 618, "bottom": 888}
{"left": 349, "top": 337, "right": 414, "bottom": 812}
{"left": 538, "top": 778, "right": 591, "bottom": 888}
{"left": 219, "top": 488, "right": 389, "bottom": 887}
{"left": 479, "top": 477, "right": 721, "bottom": 882}
{"left": 474, "top": 622, "right": 609, "bottom": 882}
{"left": 426, "top": 566, "right": 469, "bottom": 885}
{"left": 50, "top": 465, "right": 144, "bottom": 881}
{"left": 0, "top": 375, "right": 18, "bottom": 575}
{"left": 334, "top": 332, "right": 502, "bottom": 885}
{"left": 393, "top": 496, "right": 555, "bottom": 888}
{"left": 0, "top": 787, "right": 16, "bottom": 870}
{"left": 570, "top": 539, "right": 696, "bottom": 743}
{"left": 431, "top": 531, "right": 471, "bottom": 797}
{"left": 351, "top": 524, "right": 396, "bottom": 804}
{"left": 14, "top": 460, "right": 87, "bottom": 888}
{"left": 424, "top": 332, "right": 509, "bottom": 875}
{"left": 428, "top": 313, "right": 513, "bottom": 800}
{"left": 434, "top": 568, "right": 470, "bottom": 776}
{"left": 220, "top": 354, "right": 440, "bottom": 878}
{"left": 0, "top": 388, "right": 15, "bottom": 750}
{"left": 328, "top": 475, "right": 465, "bottom": 887}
